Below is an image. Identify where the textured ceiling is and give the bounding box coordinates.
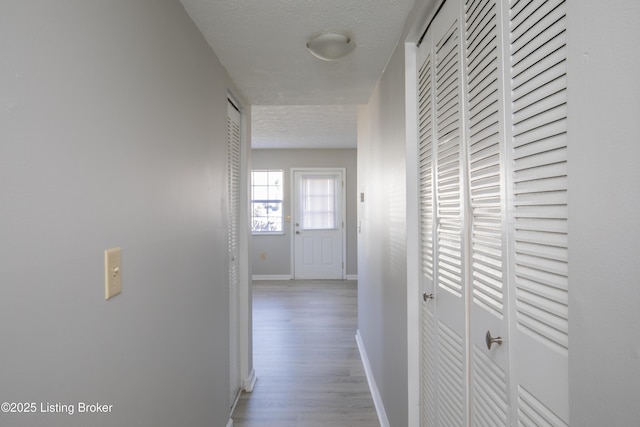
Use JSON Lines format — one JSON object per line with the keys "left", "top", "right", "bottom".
{"left": 180, "top": 0, "right": 415, "bottom": 148}
{"left": 251, "top": 105, "right": 357, "bottom": 149}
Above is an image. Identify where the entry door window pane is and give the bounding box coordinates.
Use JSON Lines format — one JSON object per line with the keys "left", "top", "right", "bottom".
{"left": 301, "top": 175, "right": 337, "bottom": 230}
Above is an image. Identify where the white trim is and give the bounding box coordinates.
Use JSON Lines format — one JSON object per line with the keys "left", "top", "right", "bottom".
{"left": 229, "top": 387, "right": 242, "bottom": 420}
{"left": 404, "top": 38, "right": 421, "bottom": 427}
{"left": 356, "top": 330, "right": 390, "bottom": 427}
{"left": 252, "top": 274, "right": 292, "bottom": 281}
{"left": 346, "top": 274, "right": 358, "bottom": 281}
{"left": 226, "top": 418, "right": 233, "bottom": 427}
{"left": 293, "top": 274, "right": 346, "bottom": 280}
{"left": 242, "top": 368, "right": 257, "bottom": 392}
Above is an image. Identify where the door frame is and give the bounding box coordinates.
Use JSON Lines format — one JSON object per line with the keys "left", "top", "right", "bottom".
{"left": 290, "top": 167, "right": 347, "bottom": 280}
{"left": 227, "top": 98, "right": 242, "bottom": 408}
{"left": 405, "top": 24, "right": 422, "bottom": 427}
{"left": 227, "top": 91, "right": 256, "bottom": 406}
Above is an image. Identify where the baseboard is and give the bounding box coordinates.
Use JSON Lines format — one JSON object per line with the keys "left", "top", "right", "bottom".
{"left": 243, "top": 368, "right": 257, "bottom": 392}
{"left": 253, "top": 274, "right": 358, "bottom": 281}
{"left": 230, "top": 387, "right": 242, "bottom": 419}
{"left": 252, "top": 274, "right": 291, "bottom": 281}
{"left": 355, "top": 330, "right": 390, "bottom": 427}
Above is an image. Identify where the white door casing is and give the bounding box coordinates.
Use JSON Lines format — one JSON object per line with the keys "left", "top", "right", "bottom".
{"left": 292, "top": 168, "right": 345, "bottom": 280}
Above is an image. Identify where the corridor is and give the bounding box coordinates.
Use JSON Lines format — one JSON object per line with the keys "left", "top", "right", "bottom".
{"left": 232, "top": 280, "right": 379, "bottom": 427}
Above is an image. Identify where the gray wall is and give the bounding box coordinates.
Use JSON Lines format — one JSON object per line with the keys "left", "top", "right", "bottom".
{"left": 357, "top": 30, "right": 409, "bottom": 427}
{"left": 568, "top": 0, "right": 640, "bottom": 424}
{"left": 251, "top": 149, "right": 358, "bottom": 278}
{"left": 0, "top": 1, "right": 245, "bottom": 426}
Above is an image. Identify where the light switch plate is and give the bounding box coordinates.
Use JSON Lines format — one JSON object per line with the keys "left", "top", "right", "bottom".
{"left": 104, "top": 247, "right": 121, "bottom": 300}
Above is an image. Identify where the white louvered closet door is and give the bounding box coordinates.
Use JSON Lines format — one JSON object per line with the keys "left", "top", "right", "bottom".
{"left": 420, "top": 0, "right": 470, "bottom": 425}
{"left": 417, "top": 0, "right": 569, "bottom": 425}
{"left": 464, "top": 0, "right": 511, "bottom": 425}
{"left": 227, "top": 99, "right": 242, "bottom": 407}
{"left": 417, "top": 23, "right": 437, "bottom": 427}
{"left": 507, "top": 0, "right": 569, "bottom": 424}
{"left": 434, "top": 12, "right": 469, "bottom": 427}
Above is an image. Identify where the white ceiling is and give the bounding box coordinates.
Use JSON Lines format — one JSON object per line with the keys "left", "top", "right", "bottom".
{"left": 180, "top": 0, "right": 416, "bottom": 149}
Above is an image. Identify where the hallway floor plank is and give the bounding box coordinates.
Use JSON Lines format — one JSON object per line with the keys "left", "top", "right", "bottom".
{"left": 232, "top": 280, "right": 380, "bottom": 427}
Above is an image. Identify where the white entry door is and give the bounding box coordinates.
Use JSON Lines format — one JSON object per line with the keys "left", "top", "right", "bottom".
{"left": 293, "top": 169, "right": 345, "bottom": 279}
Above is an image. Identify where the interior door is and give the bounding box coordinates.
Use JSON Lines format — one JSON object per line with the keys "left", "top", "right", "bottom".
{"left": 507, "top": 0, "right": 569, "bottom": 423}
{"left": 433, "top": 4, "right": 469, "bottom": 424}
{"left": 464, "top": 0, "right": 511, "bottom": 424}
{"left": 417, "top": 21, "right": 437, "bottom": 427}
{"left": 227, "top": 99, "right": 241, "bottom": 407}
{"left": 418, "top": 1, "right": 470, "bottom": 425}
{"left": 293, "top": 169, "right": 344, "bottom": 279}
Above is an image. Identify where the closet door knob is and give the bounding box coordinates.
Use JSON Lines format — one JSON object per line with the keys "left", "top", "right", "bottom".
{"left": 485, "top": 331, "right": 503, "bottom": 350}
{"left": 422, "top": 292, "right": 434, "bottom": 301}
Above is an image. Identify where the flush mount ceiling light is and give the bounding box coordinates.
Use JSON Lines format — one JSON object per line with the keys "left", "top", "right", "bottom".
{"left": 306, "top": 31, "right": 356, "bottom": 61}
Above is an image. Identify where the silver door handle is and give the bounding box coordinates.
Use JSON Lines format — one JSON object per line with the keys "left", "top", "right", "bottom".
{"left": 485, "top": 331, "right": 503, "bottom": 350}
{"left": 422, "top": 292, "right": 434, "bottom": 301}
{"left": 296, "top": 231, "right": 300, "bottom": 234}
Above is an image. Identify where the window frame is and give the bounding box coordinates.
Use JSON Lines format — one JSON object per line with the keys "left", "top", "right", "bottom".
{"left": 250, "top": 169, "right": 285, "bottom": 235}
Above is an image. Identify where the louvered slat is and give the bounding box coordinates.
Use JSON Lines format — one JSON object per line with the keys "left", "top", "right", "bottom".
{"left": 421, "top": 308, "right": 437, "bottom": 427}
{"left": 518, "top": 385, "right": 568, "bottom": 427}
{"left": 436, "top": 21, "right": 464, "bottom": 298}
{"left": 419, "top": 52, "right": 435, "bottom": 283}
{"left": 465, "top": 0, "right": 504, "bottom": 319}
{"left": 471, "top": 345, "right": 509, "bottom": 426}
{"left": 228, "top": 114, "right": 241, "bottom": 252}
{"left": 510, "top": 0, "right": 568, "bottom": 355}
{"left": 509, "top": 0, "right": 569, "bottom": 423}
{"left": 438, "top": 321, "right": 465, "bottom": 427}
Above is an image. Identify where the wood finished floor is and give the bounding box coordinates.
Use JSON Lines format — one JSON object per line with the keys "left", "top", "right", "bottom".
{"left": 231, "top": 280, "right": 380, "bottom": 427}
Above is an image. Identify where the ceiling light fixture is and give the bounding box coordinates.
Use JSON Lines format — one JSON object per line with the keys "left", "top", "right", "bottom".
{"left": 306, "top": 31, "right": 356, "bottom": 61}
